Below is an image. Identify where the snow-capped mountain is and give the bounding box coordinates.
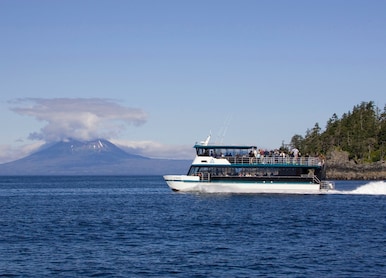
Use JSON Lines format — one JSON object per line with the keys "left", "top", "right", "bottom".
{"left": 0, "top": 139, "right": 189, "bottom": 175}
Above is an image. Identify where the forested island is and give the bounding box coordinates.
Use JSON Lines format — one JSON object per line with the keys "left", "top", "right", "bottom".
{"left": 288, "top": 101, "right": 386, "bottom": 180}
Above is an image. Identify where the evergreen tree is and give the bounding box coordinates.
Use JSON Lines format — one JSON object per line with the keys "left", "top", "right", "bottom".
{"left": 293, "top": 101, "right": 385, "bottom": 163}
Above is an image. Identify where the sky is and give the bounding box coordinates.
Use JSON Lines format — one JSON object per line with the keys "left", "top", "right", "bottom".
{"left": 0, "top": 0, "right": 385, "bottom": 163}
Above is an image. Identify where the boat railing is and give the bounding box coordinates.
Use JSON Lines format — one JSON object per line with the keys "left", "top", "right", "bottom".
{"left": 225, "top": 156, "right": 323, "bottom": 167}
{"left": 313, "top": 176, "right": 335, "bottom": 190}
{"left": 320, "top": 180, "right": 335, "bottom": 190}
{"left": 313, "top": 175, "right": 321, "bottom": 184}
{"left": 198, "top": 172, "right": 211, "bottom": 181}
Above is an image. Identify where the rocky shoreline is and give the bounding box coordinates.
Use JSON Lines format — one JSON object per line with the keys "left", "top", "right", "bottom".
{"left": 325, "top": 150, "right": 386, "bottom": 180}
{"left": 326, "top": 162, "right": 386, "bottom": 180}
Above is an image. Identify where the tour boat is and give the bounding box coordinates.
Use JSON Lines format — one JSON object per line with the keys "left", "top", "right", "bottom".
{"left": 163, "top": 136, "right": 335, "bottom": 194}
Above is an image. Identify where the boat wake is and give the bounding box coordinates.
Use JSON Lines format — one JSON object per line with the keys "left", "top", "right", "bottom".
{"left": 330, "top": 181, "right": 386, "bottom": 195}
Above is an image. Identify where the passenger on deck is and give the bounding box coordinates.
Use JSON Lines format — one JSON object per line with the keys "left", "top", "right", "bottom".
{"left": 291, "top": 148, "right": 299, "bottom": 164}
{"left": 279, "top": 151, "right": 286, "bottom": 163}
{"left": 256, "top": 149, "right": 261, "bottom": 163}
{"left": 252, "top": 147, "right": 258, "bottom": 163}
{"left": 274, "top": 149, "right": 280, "bottom": 163}
{"left": 259, "top": 149, "right": 265, "bottom": 163}
{"left": 249, "top": 150, "right": 254, "bottom": 163}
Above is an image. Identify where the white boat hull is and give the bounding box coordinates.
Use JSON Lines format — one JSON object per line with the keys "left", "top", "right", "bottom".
{"left": 163, "top": 175, "right": 328, "bottom": 194}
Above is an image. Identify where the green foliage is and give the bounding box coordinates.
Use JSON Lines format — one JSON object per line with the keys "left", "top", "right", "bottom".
{"left": 290, "top": 101, "right": 386, "bottom": 163}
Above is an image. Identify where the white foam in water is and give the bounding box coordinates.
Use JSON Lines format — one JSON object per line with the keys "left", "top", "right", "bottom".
{"left": 333, "top": 181, "right": 386, "bottom": 195}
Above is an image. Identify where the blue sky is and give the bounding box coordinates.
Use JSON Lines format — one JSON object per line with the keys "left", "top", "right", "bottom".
{"left": 0, "top": 0, "right": 385, "bottom": 162}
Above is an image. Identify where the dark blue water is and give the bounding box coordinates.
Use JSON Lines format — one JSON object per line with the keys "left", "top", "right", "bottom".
{"left": 0, "top": 176, "right": 385, "bottom": 277}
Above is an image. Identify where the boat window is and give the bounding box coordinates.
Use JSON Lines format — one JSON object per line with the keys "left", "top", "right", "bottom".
{"left": 196, "top": 147, "right": 254, "bottom": 157}
{"left": 197, "top": 148, "right": 209, "bottom": 156}
{"left": 188, "top": 166, "right": 198, "bottom": 175}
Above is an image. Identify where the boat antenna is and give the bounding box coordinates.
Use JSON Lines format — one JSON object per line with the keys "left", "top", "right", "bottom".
{"left": 218, "top": 114, "right": 232, "bottom": 144}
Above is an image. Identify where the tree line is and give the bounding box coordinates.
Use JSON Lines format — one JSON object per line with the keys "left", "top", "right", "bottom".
{"left": 289, "top": 101, "right": 386, "bottom": 163}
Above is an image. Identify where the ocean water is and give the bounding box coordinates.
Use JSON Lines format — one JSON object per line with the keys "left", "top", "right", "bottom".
{"left": 0, "top": 176, "right": 385, "bottom": 277}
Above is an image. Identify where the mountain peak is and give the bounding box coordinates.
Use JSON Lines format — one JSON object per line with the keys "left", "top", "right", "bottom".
{"left": 39, "top": 138, "right": 147, "bottom": 159}
{"left": 61, "top": 138, "right": 122, "bottom": 153}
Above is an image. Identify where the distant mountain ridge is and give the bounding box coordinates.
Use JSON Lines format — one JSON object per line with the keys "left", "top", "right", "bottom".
{"left": 34, "top": 138, "right": 147, "bottom": 160}
{"left": 0, "top": 139, "right": 190, "bottom": 175}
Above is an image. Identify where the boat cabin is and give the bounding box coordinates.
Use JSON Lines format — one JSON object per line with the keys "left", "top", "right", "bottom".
{"left": 190, "top": 143, "right": 326, "bottom": 182}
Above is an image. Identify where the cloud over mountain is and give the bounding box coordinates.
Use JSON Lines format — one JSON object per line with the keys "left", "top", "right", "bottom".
{"left": 10, "top": 98, "right": 147, "bottom": 142}
{"left": 110, "top": 139, "right": 194, "bottom": 160}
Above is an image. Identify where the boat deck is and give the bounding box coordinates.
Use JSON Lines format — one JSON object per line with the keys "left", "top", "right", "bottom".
{"left": 224, "top": 156, "right": 323, "bottom": 167}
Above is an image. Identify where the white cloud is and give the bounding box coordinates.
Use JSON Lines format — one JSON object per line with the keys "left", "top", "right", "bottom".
{"left": 0, "top": 141, "right": 45, "bottom": 164}
{"left": 110, "top": 139, "right": 194, "bottom": 160}
{"left": 10, "top": 98, "right": 147, "bottom": 142}
{"left": 3, "top": 98, "right": 193, "bottom": 162}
